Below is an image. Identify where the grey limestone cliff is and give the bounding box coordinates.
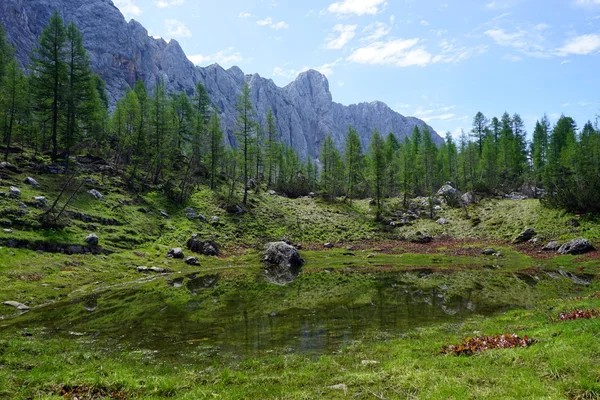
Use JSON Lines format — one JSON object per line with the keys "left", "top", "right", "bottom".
{"left": 0, "top": 0, "right": 441, "bottom": 159}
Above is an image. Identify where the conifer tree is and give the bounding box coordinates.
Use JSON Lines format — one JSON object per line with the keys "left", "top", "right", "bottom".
{"left": 235, "top": 82, "right": 255, "bottom": 205}
{"left": 207, "top": 110, "right": 223, "bottom": 190}
{"left": 369, "top": 129, "right": 386, "bottom": 220}
{"left": 1, "top": 59, "right": 28, "bottom": 160}
{"left": 344, "top": 125, "right": 362, "bottom": 203}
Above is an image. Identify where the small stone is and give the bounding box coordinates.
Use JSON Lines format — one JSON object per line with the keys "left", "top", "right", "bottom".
{"left": 324, "top": 242, "right": 334, "bottom": 248}
{"left": 513, "top": 228, "right": 536, "bottom": 244}
{"left": 85, "top": 233, "right": 99, "bottom": 246}
{"left": 3, "top": 301, "right": 29, "bottom": 311}
{"left": 436, "top": 218, "right": 449, "bottom": 225}
{"left": 9, "top": 186, "right": 21, "bottom": 198}
{"left": 268, "top": 190, "right": 276, "bottom": 196}
{"left": 482, "top": 248, "right": 496, "bottom": 256}
{"left": 167, "top": 248, "right": 184, "bottom": 259}
{"left": 542, "top": 241, "right": 561, "bottom": 251}
{"left": 24, "top": 177, "right": 39, "bottom": 186}
{"left": 136, "top": 266, "right": 148, "bottom": 273}
{"left": 3, "top": 229, "right": 13, "bottom": 234}
{"left": 329, "top": 384, "right": 347, "bottom": 391}
{"left": 361, "top": 360, "right": 379, "bottom": 366}
{"left": 160, "top": 210, "right": 169, "bottom": 218}
{"left": 87, "top": 189, "right": 103, "bottom": 199}
{"left": 211, "top": 216, "right": 219, "bottom": 223}
{"left": 149, "top": 267, "right": 167, "bottom": 273}
{"left": 34, "top": 196, "right": 47, "bottom": 207}
{"left": 185, "top": 256, "right": 200, "bottom": 266}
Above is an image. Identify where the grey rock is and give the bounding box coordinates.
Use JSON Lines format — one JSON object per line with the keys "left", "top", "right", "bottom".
{"left": 268, "top": 190, "right": 276, "bottom": 196}
{"left": 436, "top": 218, "right": 449, "bottom": 225}
{"left": 211, "top": 216, "right": 219, "bottom": 223}
{"left": 159, "top": 210, "right": 169, "bottom": 218}
{"left": 3, "top": 301, "right": 29, "bottom": 311}
{"left": 87, "top": 189, "right": 103, "bottom": 199}
{"left": 34, "top": 196, "right": 47, "bottom": 207}
{"left": 0, "top": 0, "right": 441, "bottom": 160}
{"left": 505, "top": 192, "right": 528, "bottom": 201}
{"left": 558, "top": 239, "right": 594, "bottom": 255}
{"left": 24, "top": 177, "right": 39, "bottom": 186}
{"left": 436, "top": 184, "right": 461, "bottom": 197}
{"left": 0, "top": 161, "right": 19, "bottom": 172}
{"left": 461, "top": 192, "right": 477, "bottom": 206}
{"left": 482, "top": 248, "right": 496, "bottom": 256}
{"left": 324, "top": 242, "right": 334, "bottom": 248}
{"left": 9, "top": 186, "right": 21, "bottom": 198}
{"left": 136, "top": 266, "right": 148, "bottom": 273}
{"left": 185, "top": 256, "right": 200, "bottom": 266}
{"left": 542, "top": 241, "right": 561, "bottom": 251}
{"left": 149, "top": 266, "right": 167, "bottom": 273}
{"left": 184, "top": 208, "right": 206, "bottom": 221}
{"left": 513, "top": 228, "right": 536, "bottom": 244}
{"left": 411, "top": 234, "right": 433, "bottom": 244}
{"left": 85, "top": 233, "right": 99, "bottom": 246}
{"left": 186, "top": 235, "right": 220, "bottom": 256}
{"left": 3, "top": 229, "right": 13, "bottom": 233}
{"left": 167, "top": 247, "right": 184, "bottom": 259}
{"left": 263, "top": 241, "right": 305, "bottom": 284}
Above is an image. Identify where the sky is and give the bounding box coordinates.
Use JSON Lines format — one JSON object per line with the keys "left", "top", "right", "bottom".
{"left": 112, "top": 0, "right": 600, "bottom": 139}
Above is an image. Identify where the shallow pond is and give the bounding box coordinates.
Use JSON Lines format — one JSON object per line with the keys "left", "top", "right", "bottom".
{"left": 1, "top": 269, "right": 593, "bottom": 363}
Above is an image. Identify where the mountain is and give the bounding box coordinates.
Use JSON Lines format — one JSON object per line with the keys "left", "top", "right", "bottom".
{"left": 0, "top": 0, "right": 442, "bottom": 159}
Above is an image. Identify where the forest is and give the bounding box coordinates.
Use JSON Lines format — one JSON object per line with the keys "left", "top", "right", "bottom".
{"left": 1, "top": 13, "right": 600, "bottom": 216}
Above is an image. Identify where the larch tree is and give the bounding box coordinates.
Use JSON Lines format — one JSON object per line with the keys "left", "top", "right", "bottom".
{"left": 235, "top": 82, "right": 255, "bottom": 205}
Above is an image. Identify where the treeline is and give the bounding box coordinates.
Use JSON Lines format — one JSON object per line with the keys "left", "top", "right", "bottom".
{"left": 1, "top": 14, "right": 599, "bottom": 215}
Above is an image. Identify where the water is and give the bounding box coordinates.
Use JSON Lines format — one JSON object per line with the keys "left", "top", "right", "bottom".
{"left": 1, "top": 269, "right": 589, "bottom": 362}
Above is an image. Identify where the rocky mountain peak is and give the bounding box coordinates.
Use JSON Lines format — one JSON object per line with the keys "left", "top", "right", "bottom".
{"left": 0, "top": 0, "right": 442, "bottom": 159}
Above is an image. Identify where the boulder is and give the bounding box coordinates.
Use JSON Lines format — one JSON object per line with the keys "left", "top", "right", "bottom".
{"left": 461, "top": 192, "right": 477, "bottom": 206}
{"left": 324, "top": 242, "right": 334, "bottom": 248}
{"left": 513, "top": 228, "right": 536, "bottom": 244}
{"left": 0, "top": 161, "right": 19, "bottom": 172}
{"left": 149, "top": 267, "right": 167, "bottom": 273}
{"left": 85, "top": 233, "right": 99, "bottom": 246}
{"left": 482, "top": 248, "right": 496, "bottom": 256}
{"left": 436, "top": 218, "right": 449, "bottom": 225}
{"left": 558, "top": 239, "right": 594, "bottom": 255}
{"left": 34, "top": 196, "right": 47, "bottom": 207}
{"left": 184, "top": 208, "right": 206, "bottom": 221}
{"left": 166, "top": 248, "right": 185, "bottom": 259}
{"left": 24, "top": 177, "right": 40, "bottom": 186}
{"left": 87, "top": 189, "right": 103, "bottom": 199}
{"left": 9, "top": 186, "right": 21, "bottom": 198}
{"left": 542, "top": 241, "right": 561, "bottom": 251}
{"left": 263, "top": 241, "right": 305, "bottom": 284}
{"left": 136, "top": 266, "right": 149, "bottom": 273}
{"left": 3, "top": 301, "right": 29, "bottom": 311}
{"left": 186, "top": 234, "right": 220, "bottom": 256}
{"left": 268, "top": 190, "right": 277, "bottom": 196}
{"left": 436, "top": 184, "right": 461, "bottom": 197}
{"left": 185, "top": 256, "right": 200, "bottom": 266}
{"left": 411, "top": 234, "right": 433, "bottom": 244}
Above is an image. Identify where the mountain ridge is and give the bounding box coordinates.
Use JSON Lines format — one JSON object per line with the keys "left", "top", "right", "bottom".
{"left": 0, "top": 0, "right": 442, "bottom": 159}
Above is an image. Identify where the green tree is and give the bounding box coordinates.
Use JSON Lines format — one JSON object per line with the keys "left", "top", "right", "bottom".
{"left": 344, "top": 125, "right": 362, "bottom": 203}
{"left": 235, "top": 82, "right": 255, "bottom": 205}
{"left": 207, "top": 110, "right": 223, "bottom": 189}
{"left": 1, "top": 59, "right": 27, "bottom": 160}
{"left": 369, "top": 129, "right": 386, "bottom": 220}
{"left": 472, "top": 111, "right": 489, "bottom": 155}
{"left": 265, "top": 109, "right": 279, "bottom": 187}
{"left": 31, "top": 11, "right": 67, "bottom": 161}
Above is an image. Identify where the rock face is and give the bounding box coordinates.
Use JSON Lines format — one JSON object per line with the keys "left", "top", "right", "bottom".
{"left": 263, "top": 242, "right": 305, "bottom": 284}
{"left": 0, "top": 0, "right": 441, "bottom": 160}
{"left": 558, "top": 239, "right": 594, "bottom": 255}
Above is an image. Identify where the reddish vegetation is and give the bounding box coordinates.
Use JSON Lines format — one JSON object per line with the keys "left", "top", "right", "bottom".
{"left": 56, "top": 385, "right": 131, "bottom": 399}
{"left": 441, "top": 334, "right": 537, "bottom": 356}
{"left": 551, "top": 309, "right": 600, "bottom": 322}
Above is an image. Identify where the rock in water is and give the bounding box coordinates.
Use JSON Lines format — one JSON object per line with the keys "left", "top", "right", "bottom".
{"left": 558, "top": 239, "right": 594, "bottom": 255}
{"left": 263, "top": 242, "right": 305, "bottom": 284}
{"left": 167, "top": 248, "right": 184, "bottom": 259}
{"left": 186, "top": 235, "right": 220, "bottom": 256}
{"left": 513, "top": 228, "right": 536, "bottom": 244}
{"left": 3, "top": 301, "right": 29, "bottom": 311}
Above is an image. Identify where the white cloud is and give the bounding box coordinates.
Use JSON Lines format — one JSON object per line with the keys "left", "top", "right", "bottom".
{"left": 239, "top": 12, "right": 253, "bottom": 18}
{"left": 561, "top": 59, "right": 572, "bottom": 65}
{"left": 114, "top": 0, "right": 142, "bottom": 19}
{"left": 484, "top": 27, "right": 548, "bottom": 57}
{"left": 503, "top": 53, "right": 522, "bottom": 62}
{"left": 574, "top": 0, "right": 600, "bottom": 5}
{"left": 557, "top": 34, "right": 600, "bottom": 55}
{"left": 420, "top": 20, "right": 430, "bottom": 26}
{"left": 325, "top": 24, "right": 357, "bottom": 49}
{"left": 256, "top": 17, "right": 289, "bottom": 30}
{"left": 165, "top": 19, "right": 192, "bottom": 38}
{"left": 188, "top": 47, "right": 244, "bottom": 67}
{"left": 155, "top": 0, "right": 184, "bottom": 8}
{"left": 348, "top": 38, "right": 432, "bottom": 67}
{"left": 327, "top": 0, "right": 387, "bottom": 16}
{"left": 433, "top": 39, "right": 488, "bottom": 63}
{"left": 362, "top": 22, "right": 391, "bottom": 42}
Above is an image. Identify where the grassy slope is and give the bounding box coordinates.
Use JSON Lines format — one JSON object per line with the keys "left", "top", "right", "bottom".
{"left": 1, "top": 162, "right": 600, "bottom": 399}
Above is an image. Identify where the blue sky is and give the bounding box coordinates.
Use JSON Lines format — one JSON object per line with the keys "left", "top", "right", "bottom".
{"left": 112, "top": 0, "right": 600, "bottom": 138}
